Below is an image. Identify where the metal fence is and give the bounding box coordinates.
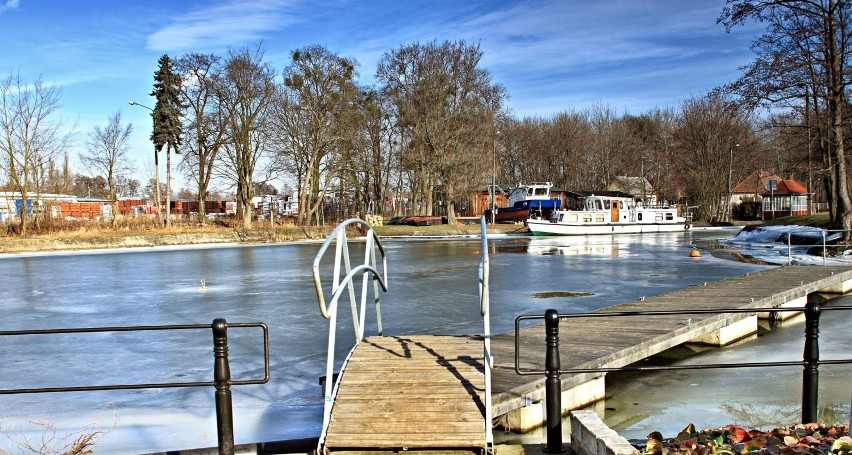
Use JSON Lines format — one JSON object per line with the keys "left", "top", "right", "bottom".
{"left": 783, "top": 228, "right": 852, "bottom": 265}
{"left": 0, "top": 319, "right": 269, "bottom": 455}
{"left": 514, "top": 303, "right": 852, "bottom": 454}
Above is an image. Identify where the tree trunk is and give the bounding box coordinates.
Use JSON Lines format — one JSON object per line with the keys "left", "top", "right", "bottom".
{"left": 19, "top": 191, "right": 28, "bottom": 236}
{"left": 165, "top": 145, "right": 172, "bottom": 228}
{"left": 447, "top": 200, "right": 458, "bottom": 225}
{"left": 154, "top": 148, "right": 162, "bottom": 226}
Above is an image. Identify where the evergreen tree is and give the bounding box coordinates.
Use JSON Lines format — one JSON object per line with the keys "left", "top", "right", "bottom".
{"left": 151, "top": 54, "right": 184, "bottom": 227}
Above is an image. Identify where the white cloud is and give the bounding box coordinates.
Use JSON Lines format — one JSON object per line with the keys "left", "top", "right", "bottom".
{"left": 0, "top": 0, "right": 20, "bottom": 13}
{"left": 146, "top": 0, "right": 301, "bottom": 52}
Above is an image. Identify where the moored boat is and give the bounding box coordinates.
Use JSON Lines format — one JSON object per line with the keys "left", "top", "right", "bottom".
{"left": 526, "top": 194, "right": 690, "bottom": 236}
{"left": 484, "top": 182, "right": 561, "bottom": 223}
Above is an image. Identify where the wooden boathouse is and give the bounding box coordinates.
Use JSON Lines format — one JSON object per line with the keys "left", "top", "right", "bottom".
{"left": 313, "top": 219, "right": 852, "bottom": 453}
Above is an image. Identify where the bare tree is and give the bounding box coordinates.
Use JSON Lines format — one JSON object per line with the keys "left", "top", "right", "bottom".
{"left": 719, "top": 0, "right": 852, "bottom": 231}
{"left": 675, "top": 94, "right": 754, "bottom": 222}
{"left": 215, "top": 46, "right": 276, "bottom": 229}
{"left": 0, "top": 71, "right": 71, "bottom": 234}
{"left": 81, "top": 112, "right": 134, "bottom": 227}
{"left": 273, "top": 45, "right": 362, "bottom": 225}
{"left": 623, "top": 110, "right": 681, "bottom": 203}
{"left": 377, "top": 40, "right": 506, "bottom": 223}
{"left": 175, "top": 53, "right": 227, "bottom": 224}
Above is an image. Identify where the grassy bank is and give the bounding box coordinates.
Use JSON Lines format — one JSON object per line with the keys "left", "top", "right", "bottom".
{"left": 0, "top": 219, "right": 529, "bottom": 254}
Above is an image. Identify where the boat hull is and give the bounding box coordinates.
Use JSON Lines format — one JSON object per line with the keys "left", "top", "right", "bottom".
{"left": 527, "top": 218, "right": 689, "bottom": 236}
{"left": 484, "top": 206, "right": 529, "bottom": 223}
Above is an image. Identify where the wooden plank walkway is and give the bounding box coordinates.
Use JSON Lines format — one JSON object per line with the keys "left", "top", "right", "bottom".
{"left": 488, "top": 265, "right": 852, "bottom": 421}
{"left": 322, "top": 334, "right": 488, "bottom": 453}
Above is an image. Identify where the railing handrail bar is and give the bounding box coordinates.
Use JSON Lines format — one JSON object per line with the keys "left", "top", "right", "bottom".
{"left": 0, "top": 321, "right": 264, "bottom": 336}
{"left": 514, "top": 305, "right": 851, "bottom": 322}
{"left": 514, "top": 359, "right": 852, "bottom": 376}
{"left": 324, "top": 264, "right": 387, "bottom": 321}
{"left": 478, "top": 215, "right": 493, "bottom": 450}
{"left": 0, "top": 319, "right": 269, "bottom": 454}
{"left": 313, "top": 218, "right": 387, "bottom": 319}
{"left": 514, "top": 305, "right": 850, "bottom": 374}
{"left": 314, "top": 219, "right": 388, "bottom": 451}
{"left": 517, "top": 303, "right": 849, "bottom": 451}
{"left": 0, "top": 322, "right": 271, "bottom": 394}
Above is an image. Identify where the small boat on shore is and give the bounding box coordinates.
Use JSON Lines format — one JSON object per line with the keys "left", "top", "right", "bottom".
{"left": 527, "top": 194, "right": 690, "bottom": 236}
{"left": 484, "top": 182, "right": 561, "bottom": 223}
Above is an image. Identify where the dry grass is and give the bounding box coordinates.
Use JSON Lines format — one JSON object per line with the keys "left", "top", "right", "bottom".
{"left": 0, "top": 217, "right": 530, "bottom": 254}
{"left": 1, "top": 418, "right": 113, "bottom": 455}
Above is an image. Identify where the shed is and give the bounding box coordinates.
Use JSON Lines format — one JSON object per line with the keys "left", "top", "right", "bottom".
{"left": 761, "top": 179, "right": 809, "bottom": 220}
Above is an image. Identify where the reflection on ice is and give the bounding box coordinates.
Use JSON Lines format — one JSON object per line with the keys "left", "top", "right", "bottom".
{"left": 524, "top": 236, "right": 620, "bottom": 257}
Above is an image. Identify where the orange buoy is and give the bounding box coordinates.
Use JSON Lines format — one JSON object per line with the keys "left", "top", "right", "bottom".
{"left": 689, "top": 249, "right": 701, "bottom": 258}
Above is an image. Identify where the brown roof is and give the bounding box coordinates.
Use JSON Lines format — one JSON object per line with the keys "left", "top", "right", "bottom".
{"left": 732, "top": 170, "right": 781, "bottom": 195}
{"left": 761, "top": 179, "right": 808, "bottom": 195}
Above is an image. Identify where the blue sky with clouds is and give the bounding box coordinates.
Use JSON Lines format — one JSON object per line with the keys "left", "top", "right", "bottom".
{"left": 1, "top": 0, "right": 761, "bottom": 184}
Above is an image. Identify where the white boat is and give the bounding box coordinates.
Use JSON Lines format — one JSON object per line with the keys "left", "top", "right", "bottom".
{"left": 526, "top": 194, "right": 690, "bottom": 236}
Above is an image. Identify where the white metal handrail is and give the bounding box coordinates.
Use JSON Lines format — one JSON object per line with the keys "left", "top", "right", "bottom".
{"left": 312, "top": 218, "right": 388, "bottom": 442}
{"left": 478, "top": 215, "right": 494, "bottom": 451}
{"left": 314, "top": 217, "right": 492, "bottom": 452}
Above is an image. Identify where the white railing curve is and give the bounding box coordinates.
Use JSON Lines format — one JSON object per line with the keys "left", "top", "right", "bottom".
{"left": 313, "top": 218, "right": 388, "bottom": 441}
{"left": 314, "top": 217, "right": 492, "bottom": 453}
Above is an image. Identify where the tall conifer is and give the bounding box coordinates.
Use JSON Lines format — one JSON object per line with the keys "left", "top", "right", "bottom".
{"left": 151, "top": 54, "right": 184, "bottom": 227}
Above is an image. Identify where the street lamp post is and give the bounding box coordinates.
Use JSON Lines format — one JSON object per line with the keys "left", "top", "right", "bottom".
{"left": 728, "top": 143, "right": 739, "bottom": 222}
{"left": 491, "top": 132, "right": 496, "bottom": 224}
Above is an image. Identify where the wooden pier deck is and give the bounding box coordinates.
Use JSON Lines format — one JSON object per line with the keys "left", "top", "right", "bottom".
{"left": 322, "top": 335, "right": 488, "bottom": 453}
{"left": 488, "top": 265, "right": 852, "bottom": 429}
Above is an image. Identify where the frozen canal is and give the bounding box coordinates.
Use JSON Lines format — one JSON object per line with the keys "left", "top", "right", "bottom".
{"left": 0, "top": 227, "right": 845, "bottom": 453}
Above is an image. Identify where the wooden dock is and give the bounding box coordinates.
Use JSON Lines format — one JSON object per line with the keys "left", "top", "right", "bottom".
{"left": 320, "top": 264, "right": 852, "bottom": 448}
{"left": 321, "top": 335, "right": 489, "bottom": 453}
{"left": 488, "top": 265, "right": 852, "bottom": 431}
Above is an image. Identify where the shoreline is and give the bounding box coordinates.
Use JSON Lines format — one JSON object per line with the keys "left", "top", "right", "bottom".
{"left": 0, "top": 223, "right": 531, "bottom": 256}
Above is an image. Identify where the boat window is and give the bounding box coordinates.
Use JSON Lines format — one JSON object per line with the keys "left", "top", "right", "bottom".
{"left": 596, "top": 200, "right": 603, "bottom": 211}
{"left": 595, "top": 214, "right": 605, "bottom": 222}
{"left": 568, "top": 214, "right": 578, "bottom": 222}
{"left": 638, "top": 213, "right": 643, "bottom": 221}
{"left": 535, "top": 187, "right": 548, "bottom": 196}
{"left": 656, "top": 214, "right": 664, "bottom": 221}
{"left": 666, "top": 213, "right": 673, "bottom": 220}
{"left": 604, "top": 200, "right": 610, "bottom": 209}
{"left": 582, "top": 214, "right": 592, "bottom": 223}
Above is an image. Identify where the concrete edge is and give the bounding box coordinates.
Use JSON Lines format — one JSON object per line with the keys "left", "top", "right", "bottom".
{"left": 570, "top": 410, "right": 639, "bottom": 455}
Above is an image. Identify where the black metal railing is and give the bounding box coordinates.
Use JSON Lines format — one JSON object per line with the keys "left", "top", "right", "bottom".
{"left": 0, "top": 318, "right": 269, "bottom": 455}
{"left": 514, "top": 303, "right": 852, "bottom": 454}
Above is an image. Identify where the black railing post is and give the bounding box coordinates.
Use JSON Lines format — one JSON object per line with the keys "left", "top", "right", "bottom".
{"left": 212, "top": 318, "right": 235, "bottom": 455}
{"left": 544, "top": 309, "right": 566, "bottom": 453}
{"left": 802, "top": 301, "right": 821, "bottom": 424}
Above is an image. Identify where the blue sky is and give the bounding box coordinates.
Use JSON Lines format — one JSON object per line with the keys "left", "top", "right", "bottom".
{"left": 1, "top": 0, "right": 761, "bottom": 187}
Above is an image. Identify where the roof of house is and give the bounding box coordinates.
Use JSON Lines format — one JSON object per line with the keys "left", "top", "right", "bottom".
{"left": 607, "top": 176, "right": 653, "bottom": 195}
{"left": 732, "top": 170, "right": 782, "bottom": 195}
{"left": 760, "top": 179, "right": 809, "bottom": 195}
